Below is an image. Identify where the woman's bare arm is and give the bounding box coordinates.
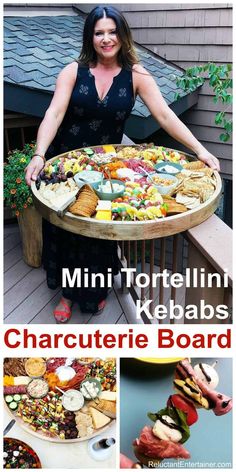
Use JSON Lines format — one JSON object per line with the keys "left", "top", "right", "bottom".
{"left": 25, "top": 62, "right": 78, "bottom": 185}
{"left": 133, "top": 65, "right": 220, "bottom": 171}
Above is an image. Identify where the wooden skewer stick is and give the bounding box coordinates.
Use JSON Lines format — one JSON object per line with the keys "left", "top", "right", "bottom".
{"left": 55, "top": 386, "right": 71, "bottom": 397}
{"left": 105, "top": 167, "right": 114, "bottom": 193}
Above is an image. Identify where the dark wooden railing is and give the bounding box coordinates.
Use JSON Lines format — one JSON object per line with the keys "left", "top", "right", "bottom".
{"left": 118, "top": 214, "right": 232, "bottom": 324}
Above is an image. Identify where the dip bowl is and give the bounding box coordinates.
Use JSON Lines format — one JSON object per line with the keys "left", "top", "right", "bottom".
{"left": 80, "top": 378, "right": 102, "bottom": 400}
{"left": 148, "top": 173, "right": 179, "bottom": 195}
{"left": 154, "top": 162, "right": 183, "bottom": 174}
{"left": 74, "top": 170, "right": 102, "bottom": 189}
{"left": 95, "top": 179, "right": 125, "bottom": 200}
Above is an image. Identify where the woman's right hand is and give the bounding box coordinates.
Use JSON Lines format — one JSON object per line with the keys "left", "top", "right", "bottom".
{"left": 25, "top": 156, "right": 44, "bottom": 186}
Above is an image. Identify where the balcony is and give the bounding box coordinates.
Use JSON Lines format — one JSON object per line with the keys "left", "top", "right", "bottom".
{"left": 4, "top": 213, "right": 232, "bottom": 325}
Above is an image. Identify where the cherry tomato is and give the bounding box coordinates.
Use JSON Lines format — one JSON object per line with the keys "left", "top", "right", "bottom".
{"left": 167, "top": 394, "right": 198, "bottom": 426}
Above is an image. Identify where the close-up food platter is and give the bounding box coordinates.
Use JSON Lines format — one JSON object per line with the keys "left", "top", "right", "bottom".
{"left": 3, "top": 437, "right": 42, "bottom": 469}
{"left": 31, "top": 144, "right": 222, "bottom": 240}
{"left": 4, "top": 357, "right": 116, "bottom": 443}
{"left": 120, "top": 358, "right": 232, "bottom": 468}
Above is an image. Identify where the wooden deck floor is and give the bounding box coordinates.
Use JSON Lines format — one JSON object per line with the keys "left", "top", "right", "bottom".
{"left": 4, "top": 224, "right": 186, "bottom": 325}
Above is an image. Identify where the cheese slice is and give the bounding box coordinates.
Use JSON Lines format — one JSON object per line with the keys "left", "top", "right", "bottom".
{"left": 14, "top": 376, "right": 31, "bottom": 386}
{"left": 96, "top": 200, "right": 112, "bottom": 211}
{"left": 95, "top": 210, "right": 112, "bottom": 220}
{"left": 103, "top": 145, "right": 116, "bottom": 154}
{"left": 99, "top": 391, "right": 116, "bottom": 402}
{"left": 88, "top": 399, "right": 116, "bottom": 419}
{"left": 89, "top": 407, "right": 111, "bottom": 429}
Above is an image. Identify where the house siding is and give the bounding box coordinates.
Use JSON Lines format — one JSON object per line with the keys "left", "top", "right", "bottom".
{"left": 79, "top": 3, "right": 232, "bottom": 178}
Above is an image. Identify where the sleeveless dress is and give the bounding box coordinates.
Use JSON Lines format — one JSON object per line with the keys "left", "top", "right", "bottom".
{"left": 43, "top": 64, "right": 134, "bottom": 313}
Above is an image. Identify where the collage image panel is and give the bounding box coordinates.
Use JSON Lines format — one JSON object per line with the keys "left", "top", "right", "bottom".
{"left": 4, "top": 4, "right": 232, "bottom": 326}
{"left": 120, "top": 357, "right": 232, "bottom": 469}
{"left": 3, "top": 357, "right": 117, "bottom": 469}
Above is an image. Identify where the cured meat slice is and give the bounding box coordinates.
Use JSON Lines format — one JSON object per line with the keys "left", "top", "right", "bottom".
{"left": 120, "top": 453, "right": 135, "bottom": 468}
{"left": 195, "top": 378, "right": 232, "bottom": 416}
{"left": 134, "top": 426, "right": 190, "bottom": 459}
{"left": 4, "top": 385, "right": 27, "bottom": 395}
{"left": 175, "top": 359, "right": 195, "bottom": 380}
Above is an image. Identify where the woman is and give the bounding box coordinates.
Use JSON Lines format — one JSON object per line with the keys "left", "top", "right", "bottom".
{"left": 25, "top": 6, "right": 220, "bottom": 323}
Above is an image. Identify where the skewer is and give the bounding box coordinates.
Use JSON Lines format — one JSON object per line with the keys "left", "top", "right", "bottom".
{"left": 138, "top": 166, "right": 156, "bottom": 184}
{"left": 105, "top": 167, "right": 114, "bottom": 193}
{"left": 82, "top": 384, "right": 93, "bottom": 400}
{"left": 55, "top": 386, "right": 71, "bottom": 397}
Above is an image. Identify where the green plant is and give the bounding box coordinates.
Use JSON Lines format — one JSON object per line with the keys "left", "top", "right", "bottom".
{"left": 4, "top": 142, "right": 36, "bottom": 216}
{"left": 175, "top": 63, "right": 232, "bottom": 142}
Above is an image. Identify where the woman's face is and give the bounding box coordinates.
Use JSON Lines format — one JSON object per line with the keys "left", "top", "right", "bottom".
{"left": 93, "top": 17, "right": 121, "bottom": 61}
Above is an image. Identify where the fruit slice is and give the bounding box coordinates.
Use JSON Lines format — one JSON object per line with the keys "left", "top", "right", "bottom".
{"left": 167, "top": 394, "right": 198, "bottom": 426}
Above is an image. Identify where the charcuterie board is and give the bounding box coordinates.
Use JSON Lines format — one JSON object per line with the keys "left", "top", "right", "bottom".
{"left": 4, "top": 357, "right": 116, "bottom": 443}
{"left": 31, "top": 144, "right": 222, "bottom": 240}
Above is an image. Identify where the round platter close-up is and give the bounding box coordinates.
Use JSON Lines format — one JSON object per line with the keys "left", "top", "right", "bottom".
{"left": 4, "top": 357, "right": 116, "bottom": 444}
{"left": 31, "top": 144, "right": 222, "bottom": 241}
{"left": 3, "top": 437, "right": 42, "bottom": 468}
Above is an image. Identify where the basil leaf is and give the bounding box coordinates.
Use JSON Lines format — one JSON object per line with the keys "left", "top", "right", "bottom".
{"left": 147, "top": 406, "right": 190, "bottom": 444}
{"left": 175, "top": 407, "right": 190, "bottom": 443}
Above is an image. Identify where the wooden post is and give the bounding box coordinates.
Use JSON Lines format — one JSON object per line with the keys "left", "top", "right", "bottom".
{"left": 159, "top": 238, "right": 166, "bottom": 307}
{"left": 170, "top": 235, "right": 178, "bottom": 324}
{"left": 149, "top": 239, "right": 155, "bottom": 314}
{"left": 185, "top": 241, "right": 225, "bottom": 324}
{"left": 17, "top": 206, "right": 42, "bottom": 268}
{"left": 141, "top": 240, "right": 146, "bottom": 304}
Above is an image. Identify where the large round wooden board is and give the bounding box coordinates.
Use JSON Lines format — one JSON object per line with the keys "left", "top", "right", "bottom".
{"left": 31, "top": 145, "right": 222, "bottom": 241}
{"left": 5, "top": 401, "right": 115, "bottom": 443}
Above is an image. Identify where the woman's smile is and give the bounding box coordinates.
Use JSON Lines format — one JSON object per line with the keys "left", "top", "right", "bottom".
{"left": 102, "top": 46, "right": 114, "bottom": 51}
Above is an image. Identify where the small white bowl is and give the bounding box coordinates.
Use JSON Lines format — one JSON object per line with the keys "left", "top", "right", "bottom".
{"left": 149, "top": 173, "right": 178, "bottom": 195}
{"left": 74, "top": 170, "right": 102, "bottom": 188}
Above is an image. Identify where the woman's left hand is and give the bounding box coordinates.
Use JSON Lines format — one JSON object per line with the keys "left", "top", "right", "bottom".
{"left": 196, "top": 150, "right": 220, "bottom": 172}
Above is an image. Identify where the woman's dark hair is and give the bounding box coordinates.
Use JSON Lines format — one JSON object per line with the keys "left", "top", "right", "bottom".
{"left": 78, "top": 5, "right": 139, "bottom": 69}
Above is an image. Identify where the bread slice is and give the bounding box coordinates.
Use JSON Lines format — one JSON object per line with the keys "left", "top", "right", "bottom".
{"left": 89, "top": 407, "right": 111, "bottom": 429}
{"left": 99, "top": 391, "right": 116, "bottom": 402}
{"left": 88, "top": 399, "right": 116, "bottom": 418}
{"left": 75, "top": 411, "right": 94, "bottom": 437}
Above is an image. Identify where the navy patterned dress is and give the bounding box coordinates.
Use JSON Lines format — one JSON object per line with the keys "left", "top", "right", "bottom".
{"left": 43, "top": 63, "right": 134, "bottom": 313}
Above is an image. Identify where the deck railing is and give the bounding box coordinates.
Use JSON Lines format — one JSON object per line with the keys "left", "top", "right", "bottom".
{"left": 118, "top": 214, "right": 232, "bottom": 324}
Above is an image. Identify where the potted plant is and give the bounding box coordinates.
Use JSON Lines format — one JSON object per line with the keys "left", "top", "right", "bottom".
{"left": 4, "top": 143, "right": 42, "bottom": 267}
